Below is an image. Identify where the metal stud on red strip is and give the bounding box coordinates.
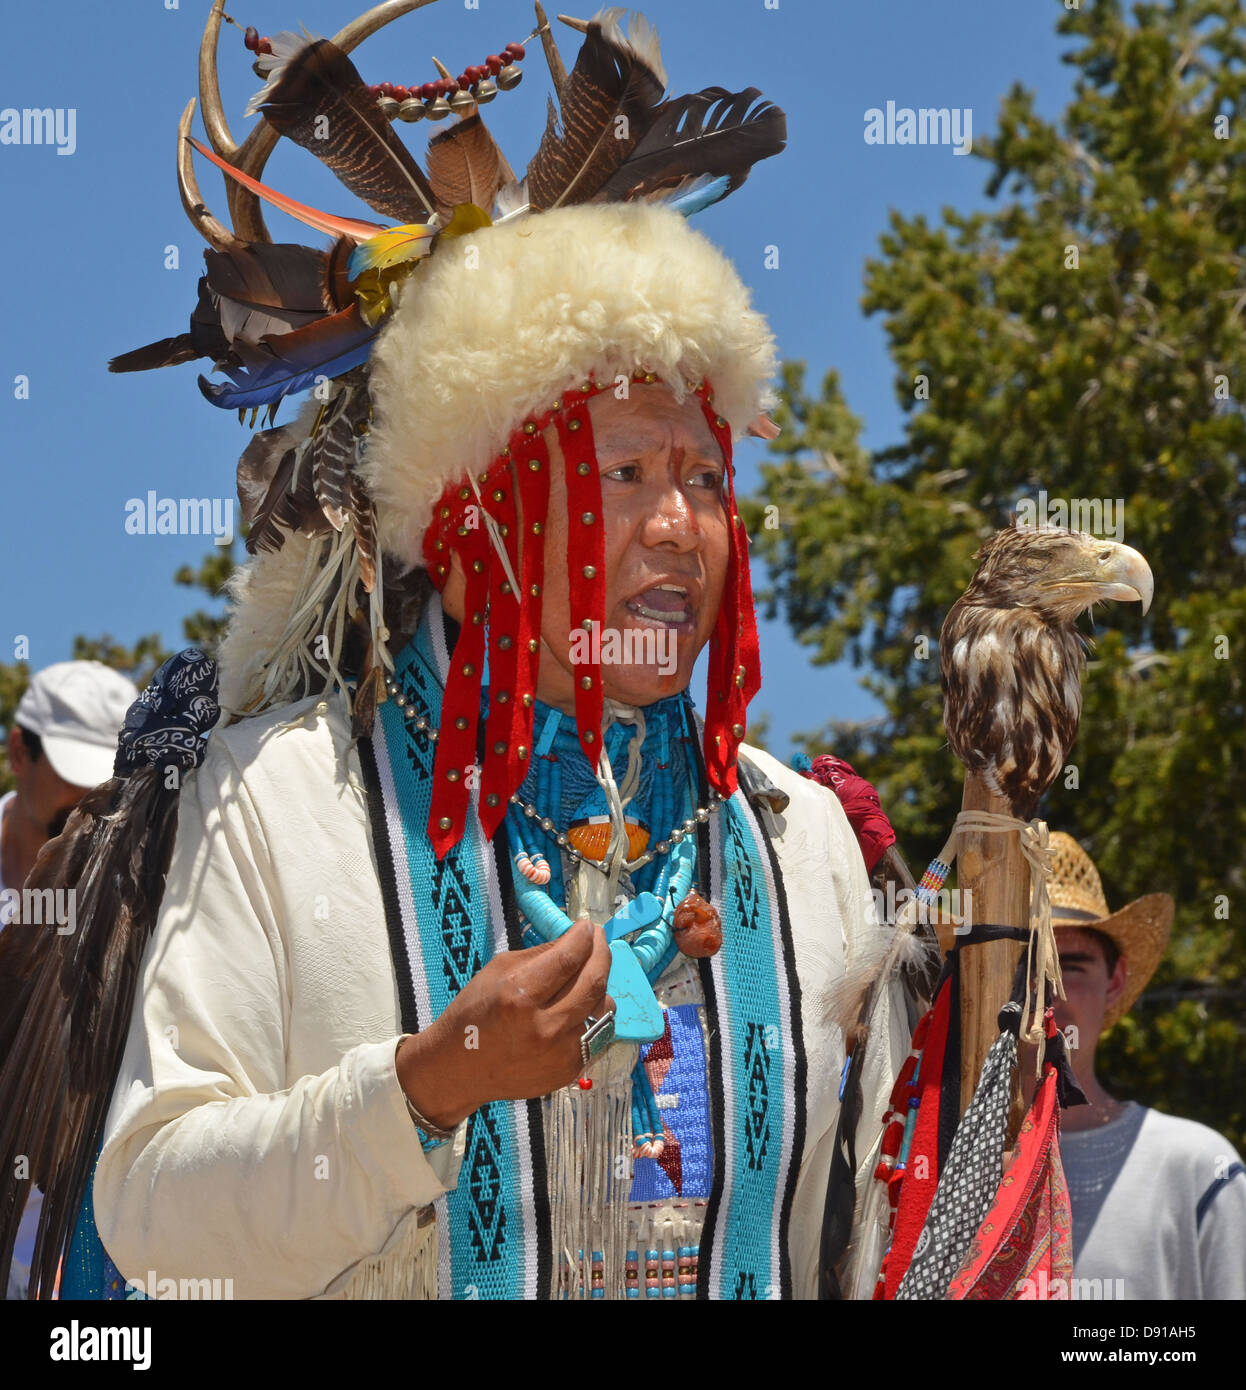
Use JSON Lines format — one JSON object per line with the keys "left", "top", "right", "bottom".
{"left": 698, "top": 389, "right": 760, "bottom": 797}
{"left": 555, "top": 393, "right": 607, "bottom": 769}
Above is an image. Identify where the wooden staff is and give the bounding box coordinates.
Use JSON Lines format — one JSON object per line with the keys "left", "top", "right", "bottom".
{"left": 940, "top": 525, "right": 1153, "bottom": 1130}
{"left": 954, "top": 774, "right": 1028, "bottom": 1129}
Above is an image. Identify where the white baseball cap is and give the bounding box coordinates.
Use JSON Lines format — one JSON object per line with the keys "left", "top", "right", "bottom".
{"left": 13, "top": 660, "right": 140, "bottom": 789}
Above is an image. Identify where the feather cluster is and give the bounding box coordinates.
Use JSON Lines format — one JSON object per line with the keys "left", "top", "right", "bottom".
{"left": 0, "top": 771, "right": 179, "bottom": 1296}
{"left": 107, "top": 3, "right": 787, "bottom": 703}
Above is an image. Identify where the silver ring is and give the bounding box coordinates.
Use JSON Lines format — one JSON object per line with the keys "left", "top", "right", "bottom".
{"left": 580, "top": 1010, "right": 616, "bottom": 1067}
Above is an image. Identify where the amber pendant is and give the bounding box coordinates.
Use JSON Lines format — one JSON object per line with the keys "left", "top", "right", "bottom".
{"left": 566, "top": 816, "right": 650, "bottom": 862}
{"left": 671, "top": 890, "right": 723, "bottom": 958}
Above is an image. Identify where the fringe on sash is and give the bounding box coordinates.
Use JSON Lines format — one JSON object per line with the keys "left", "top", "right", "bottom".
{"left": 545, "top": 1075, "right": 634, "bottom": 1300}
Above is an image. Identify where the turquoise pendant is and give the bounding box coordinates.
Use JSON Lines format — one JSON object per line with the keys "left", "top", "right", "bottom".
{"left": 604, "top": 891, "right": 664, "bottom": 942}
{"left": 607, "top": 940, "right": 666, "bottom": 1042}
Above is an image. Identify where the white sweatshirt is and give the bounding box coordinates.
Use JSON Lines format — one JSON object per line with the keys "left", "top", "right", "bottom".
{"left": 1062, "top": 1101, "right": 1246, "bottom": 1300}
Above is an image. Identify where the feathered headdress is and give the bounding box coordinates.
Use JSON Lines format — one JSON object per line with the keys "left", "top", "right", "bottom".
{"left": 112, "top": 0, "right": 786, "bottom": 855}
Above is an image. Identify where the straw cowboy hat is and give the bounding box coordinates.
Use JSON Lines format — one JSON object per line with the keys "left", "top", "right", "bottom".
{"left": 1048, "top": 832, "right": 1174, "bottom": 1030}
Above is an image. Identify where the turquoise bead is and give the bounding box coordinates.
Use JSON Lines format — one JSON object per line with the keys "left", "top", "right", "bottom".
{"left": 607, "top": 940, "right": 665, "bottom": 1041}
{"left": 605, "top": 891, "right": 663, "bottom": 940}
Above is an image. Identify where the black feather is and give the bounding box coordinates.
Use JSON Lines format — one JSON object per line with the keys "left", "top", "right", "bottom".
{"left": 597, "top": 86, "right": 786, "bottom": 203}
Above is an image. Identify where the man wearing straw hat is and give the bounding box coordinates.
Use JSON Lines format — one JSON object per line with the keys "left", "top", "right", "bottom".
{"left": 1031, "top": 833, "right": 1245, "bottom": 1299}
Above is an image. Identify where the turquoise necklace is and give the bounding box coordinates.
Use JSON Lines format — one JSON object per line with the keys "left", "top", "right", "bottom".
{"left": 503, "top": 694, "right": 720, "bottom": 1044}
{"left": 510, "top": 833, "right": 697, "bottom": 1041}
{"left": 381, "top": 668, "right": 724, "bottom": 1065}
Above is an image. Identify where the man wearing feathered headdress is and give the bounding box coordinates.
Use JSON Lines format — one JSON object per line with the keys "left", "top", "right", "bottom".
{"left": 1, "top": 3, "right": 919, "bottom": 1301}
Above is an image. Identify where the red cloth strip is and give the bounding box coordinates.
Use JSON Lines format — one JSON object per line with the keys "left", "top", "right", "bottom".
{"left": 429, "top": 512, "right": 491, "bottom": 856}
{"left": 699, "top": 393, "right": 757, "bottom": 798}
{"left": 556, "top": 397, "right": 607, "bottom": 768}
{"left": 881, "top": 978, "right": 951, "bottom": 1298}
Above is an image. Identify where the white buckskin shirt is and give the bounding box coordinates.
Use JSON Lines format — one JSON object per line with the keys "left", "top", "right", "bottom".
{"left": 94, "top": 688, "right": 908, "bottom": 1299}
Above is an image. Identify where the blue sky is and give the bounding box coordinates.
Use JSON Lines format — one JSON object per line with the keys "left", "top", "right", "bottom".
{"left": 0, "top": 0, "right": 1077, "bottom": 756}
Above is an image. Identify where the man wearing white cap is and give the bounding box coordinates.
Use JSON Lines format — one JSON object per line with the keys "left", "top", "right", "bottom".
{"left": 1, "top": 659, "right": 136, "bottom": 1300}
{"left": 0, "top": 661, "right": 139, "bottom": 915}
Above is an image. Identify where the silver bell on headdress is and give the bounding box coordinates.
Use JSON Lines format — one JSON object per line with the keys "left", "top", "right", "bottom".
{"left": 473, "top": 78, "right": 498, "bottom": 103}
{"left": 425, "top": 95, "right": 453, "bottom": 120}
{"left": 397, "top": 97, "right": 426, "bottom": 122}
{"left": 497, "top": 63, "right": 523, "bottom": 91}
{"left": 376, "top": 95, "right": 400, "bottom": 120}
{"left": 449, "top": 87, "right": 475, "bottom": 114}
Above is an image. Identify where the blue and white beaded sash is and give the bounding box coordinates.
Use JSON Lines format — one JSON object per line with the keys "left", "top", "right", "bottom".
{"left": 699, "top": 791, "right": 808, "bottom": 1298}
{"left": 360, "top": 599, "right": 807, "bottom": 1299}
{"left": 360, "top": 603, "right": 550, "bottom": 1300}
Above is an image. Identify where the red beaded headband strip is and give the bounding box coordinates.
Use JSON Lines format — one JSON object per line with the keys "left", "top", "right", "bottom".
{"left": 243, "top": 23, "right": 530, "bottom": 123}
{"left": 420, "top": 372, "right": 759, "bottom": 859}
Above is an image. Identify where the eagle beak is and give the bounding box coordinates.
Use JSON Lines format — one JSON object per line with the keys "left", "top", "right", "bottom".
{"left": 1092, "top": 541, "right": 1154, "bottom": 615}
{"left": 1037, "top": 539, "right": 1155, "bottom": 616}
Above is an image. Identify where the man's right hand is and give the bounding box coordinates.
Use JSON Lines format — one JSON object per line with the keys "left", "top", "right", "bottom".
{"left": 395, "top": 916, "right": 613, "bottom": 1130}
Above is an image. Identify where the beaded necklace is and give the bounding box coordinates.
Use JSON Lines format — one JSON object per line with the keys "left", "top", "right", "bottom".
{"left": 382, "top": 668, "right": 725, "bottom": 1047}
{"left": 501, "top": 693, "right": 720, "bottom": 1148}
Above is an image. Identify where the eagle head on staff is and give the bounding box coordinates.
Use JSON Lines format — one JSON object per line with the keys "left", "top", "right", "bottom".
{"left": 940, "top": 521, "right": 1154, "bottom": 819}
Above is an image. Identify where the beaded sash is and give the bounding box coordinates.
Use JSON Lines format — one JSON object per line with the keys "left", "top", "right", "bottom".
{"left": 361, "top": 598, "right": 808, "bottom": 1299}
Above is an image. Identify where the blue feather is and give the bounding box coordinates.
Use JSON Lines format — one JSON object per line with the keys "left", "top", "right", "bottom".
{"left": 197, "top": 336, "right": 376, "bottom": 410}
{"left": 654, "top": 173, "right": 731, "bottom": 218}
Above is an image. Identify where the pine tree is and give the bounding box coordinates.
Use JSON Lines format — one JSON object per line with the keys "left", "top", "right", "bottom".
{"left": 745, "top": 0, "right": 1245, "bottom": 1145}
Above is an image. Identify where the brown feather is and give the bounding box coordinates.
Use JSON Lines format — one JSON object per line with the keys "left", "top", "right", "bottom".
{"left": 205, "top": 243, "right": 328, "bottom": 316}
{"left": 110, "top": 245, "right": 330, "bottom": 375}
{"left": 256, "top": 38, "right": 435, "bottom": 224}
{"left": 236, "top": 421, "right": 303, "bottom": 529}
{"left": 350, "top": 663, "right": 386, "bottom": 740}
{"left": 309, "top": 400, "right": 353, "bottom": 534}
{"left": 380, "top": 561, "right": 435, "bottom": 651}
{"left": 427, "top": 113, "right": 516, "bottom": 221}
{"left": 0, "top": 769, "right": 180, "bottom": 1297}
{"left": 107, "top": 334, "right": 200, "bottom": 373}
{"left": 349, "top": 467, "right": 378, "bottom": 593}
{"left": 526, "top": 16, "right": 666, "bottom": 211}
{"left": 324, "top": 236, "right": 356, "bottom": 311}
{"left": 245, "top": 443, "right": 329, "bottom": 555}
{"left": 110, "top": 277, "right": 230, "bottom": 373}
{"left": 241, "top": 373, "right": 375, "bottom": 557}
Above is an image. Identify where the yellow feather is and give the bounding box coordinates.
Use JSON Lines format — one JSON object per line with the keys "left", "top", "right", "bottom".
{"left": 438, "top": 202, "right": 493, "bottom": 240}
{"left": 348, "top": 223, "right": 437, "bottom": 278}
{"left": 348, "top": 206, "right": 492, "bottom": 327}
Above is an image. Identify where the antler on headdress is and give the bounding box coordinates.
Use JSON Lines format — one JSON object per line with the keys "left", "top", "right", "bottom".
{"left": 111, "top": 1, "right": 787, "bottom": 847}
